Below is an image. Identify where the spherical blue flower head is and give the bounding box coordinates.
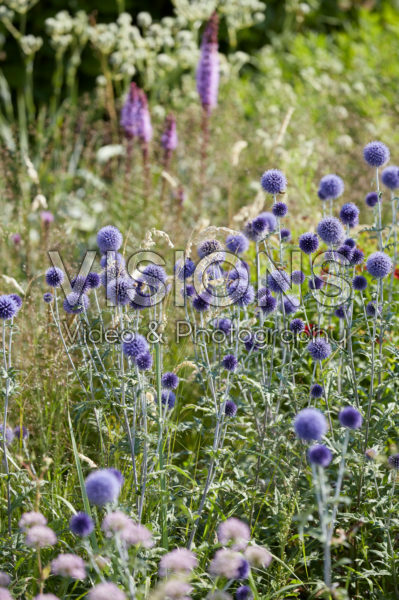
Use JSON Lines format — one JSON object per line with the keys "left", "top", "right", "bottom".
{"left": 350, "top": 248, "right": 364, "bottom": 266}
{"left": 257, "top": 287, "right": 270, "bottom": 302}
{"left": 317, "top": 189, "right": 326, "bottom": 200}
{"left": 222, "top": 354, "right": 238, "bottom": 372}
{"left": 365, "top": 192, "right": 379, "bottom": 207}
{"left": 294, "top": 408, "right": 327, "bottom": 441}
{"left": 14, "top": 425, "right": 28, "bottom": 440}
{"left": 63, "top": 292, "right": 89, "bottom": 315}
{"left": 161, "top": 372, "right": 179, "bottom": 389}
{"left": 236, "top": 558, "right": 250, "bottom": 580}
{"left": 8, "top": 293, "right": 22, "bottom": 311}
{"left": 388, "top": 454, "right": 399, "bottom": 469}
{"left": 97, "top": 225, "right": 123, "bottom": 253}
{"left": 185, "top": 284, "right": 195, "bottom": 297}
{"left": 334, "top": 306, "right": 346, "bottom": 319}
{"left": 140, "top": 264, "right": 167, "bottom": 290}
{"left": 0, "top": 295, "right": 17, "bottom": 320}
{"left": 308, "top": 444, "right": 332, "bottom": 467}
{"left": 226, "top": 233, "right": 249, "bottom": 254}
{"left": 0, "top": 425, "right": 14, "bottom": 445}
{"left": 100, "top": 252, "right": 125, "bottom": 269}
{"left": 366, "top": 301, "right": 382, "bottom": 317}
{"left": 161, "top": 390, "right": 176, "bottom": 409}
{"left": 107, "top": 468, "right": 124, "bottom": 487}
{"left": 282, "top": 294, "right": 300, "bottom": 315}
{"left": 192, "top": 295, "right": 210, "bottom": 312}
{"left": 363, "top": 141, "right": 390, "bottom": 167}
{"left": 337, "top": 244, "right": 354, "bottom": 264}
{"left": 175, "top": 258, "right": 196, "bottom": 280}
{"left": 339, "top": 203, "right": 359, "bottom": 228}
{"left": 290, "top": 318, "right": 304, "bottom": 333}
{"left": 85, "top": 469, "right": 121, "bottom": 505}
{"left": 100, "top": 263, "right": 126, "bottom": 287}
{"left": 317, "top": 217, "right": 345, "bottom": 246}
{"left": 129, "top": 289, "right": 153, "bottom": 311}
{"left": 352, "top": 275, "right": 368, "bottom": 291}
{"left": 123, "top": 333, "right": 149, "bottom": 360}
{"left": 261, "top": 293, "right": 277, "bottom": 315}
{"left": 318, "top": 174, "right": 344, "bottom": 200}
{"left": 87, "top": 272, "right": 101, "bottom": 289}
{"left": 107, "top": 277, "right": 134, "bottom": 305}
{"left": 45, "top": 266, "right": 64, "bottom": 288}
{"left": 366, "top": 251, "right": 393, "bottom": 278}
{"left": 267, "top": 270, "right": 290, "bottom": 293}
{"left": 308, "top": 277, "right": 324, "bottom": 291}
{"left": 213, "top": 318, "right": 232, "bottom": 335}
{"left": 339, "top": 406, "right": 363, "bottom": 429}
{"left": 244, "top": 334, "right": 260, "bottom": 353}
{"left": 310, "top": 383, "right": 324, "bottom": 399}
{"left": 71, "top": 275, "right": 91, "bottom": 295}
{"left": 70, "top": 512, "right": 94, "bottom": 537}
{"left": 381, "top": 166, "right": 399, "bottom": 190}
{"left": 261, "top": 169, "right": 287, "bottom": 194}
{"left": 299, "top": 232, "right": 319, "bottom": 255}
{"left": 234, "top": 284, "right": 255, "bottom": 308}
{"left": 236, "top": 585, "right": 252, "bottom": 600}
{"left": 225, "top": 400, "right": 238, "bottom": 416}
{"left": 197, "top": 239, "right": 225, "bottom": 263}
{"left": 344, "top": 238, "right": 356, "bottom": 249}
{"left": 291, "top": 270, "right": 305, "bottom": 285}
{"left": 244, "top": 212, "right": 276, "bottom": 242}
{"left": 272, "top": 202, "right": 288, "bottom": 218}
{"left": 136, "top": 352, "right": 153, "bottom": 371}
{"left": 307, "top": 338, "right": 332, "bottom": 361}
{"left": 280, "top": 228, "right": 291, "bottom": 241}
{"left": 43, "top": 292, "right": 54, "bottom": 304}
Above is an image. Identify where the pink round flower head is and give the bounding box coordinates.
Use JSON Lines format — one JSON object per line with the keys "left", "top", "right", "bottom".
{"left": 121, "top": 522, "right": 153, "bottom": 548}
{"left": 217, "top": 517, "right": 250, "bottom": 550}
{"left": 209, "top": 549, "right": 247, "bottom": 580}
{"left": 25, "top": 525, "right": 57, "bottom": 548}
{"left": 0, "top": 571, "right": 10, "bottom": 587}
{"left": 0, "top": 590, "right": 13, "bottom": 600}
{"left": 244, "top": 545, "right": 273, "bottom": 568}
{"left": 19, "top": 511, "right": 47, "bottom": 531}
{"left": 34, "top": 596, "right": 60, "bottom": 600}
{"left": 88, "top": 583, "right": 126, "bottom": 600}
{"left": 159, "top": 548, "right": 198, "bottom": 575}
{"left": 102, "top": 511, "right": 132, "bottom": 536}
{"left": 41, "top": 211, "right": 54, "bottom": 225}
{"left": 158, "top": 578, "right": 192, "bottom": 599}
{"left": 51, "top": 553, "right": 86, "bottom": 580}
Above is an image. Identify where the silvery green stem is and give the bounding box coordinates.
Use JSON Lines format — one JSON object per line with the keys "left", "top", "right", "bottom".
{"left": 329, "top": 429, "right": 349, "bottom": 535}
{"left": 343, "top": 310, "right": 360, "bottom": 408}
{"left": 386, "top": 476, "right": 398, "bottom": 597}
{"left": 311, "top": 463, "right": 330, "bottom": 588}
{"left": 360, "top": 291, "right": 371, "bottom": 337}
{"left": 363, "top": 278, "right": 381, "bottom": 454}
{"left": 376, "top": 168, "right": 383, "bottom": 250}
{"left": 2, "top": 321, "right": 11, "bottom": 535}
{"left": 389, "top": 192, "right": 398, "bottom": 303}
{"left": 138, "top": 371, "right": 148, "bottom": 523}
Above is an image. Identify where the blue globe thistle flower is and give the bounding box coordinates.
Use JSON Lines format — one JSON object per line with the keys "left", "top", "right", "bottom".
{"left": 14, "top": 425, "right": 28, "bottom": 440}
{"left": 267, "top": 270, "right": 290, "bottom": 293}
{"left": 307, "top": 338, "right": 332, "bottom": 361}
{"left": 290, "top": 318, "right": 304, "bottom": 333}
{"left": 294, "top": 408, "right": 327, "bottom": 441}
{"left": 352, "top": 275, "right": 368, "bottom": 291}
{"left": 366, "top": 251, "right": 393, "bottom": 278}
{"left": 363, "top": 141, "right": 390, "bottom": 167}
{"left": 236, "top": 585, "right": 252, "bottom": 600}
{"left": 233, "top": 285, "right": 255, "bottom": 308}
{"left": 175, "top": 258, "right": 196, "bottom": 281}
{"left": 280, "top": 228, "right": 291, "bottom": 241}
{"left": 45, "top": 266, "right": 64, "bottom": 288}
{"left": 87, "top": 272, "right": 101, "bottom": 289}
{"left": 318, "top": 174, "right": 344, "bottom": 200}
{"left": 310, "top": 383, "right": 324, "bottom": 399}
{"left": 123, "top": 334, "right": 149, "bottom": 360}
{"left": 344, "top": 238, "right": 356, "bottom": 248}
{"left": 222, "top": 354, "right": 238, "bottom": 372}
{"left": 0, "top": 425, "right": 14, "bottom": 445}
{"left": 340, "top": 203, "right": 359, "bottom": 228}
{"left": 381, "top": 166, "right": 399, "bottom": 190}
{"left": 282, "top": 294, "right": 299, "bottom": 315}
{"left": 100, "top": 263, "right": 126, "bottom": 287}
{"left": 0, "top": 295, "right": 18, "bottom": 320}
{"left": 70, "top": 512, "right": 94, "bottom": 537}
{"left": 299, "top": 232, "right": 319, "bottom": 255}
{"left": 8, "top": 294, "right": 22, "bottom": 311}
{"left": 317, "top": 217, "right": 345, "bottom": 246}
{"left": 366, "top": 301, "right": 382, "bottom": 317}
{"left": 257, "top": 286, "right": 270, "bottom": 302}
{"left": 339, "top": 406, "right": 363, "bottom": 429}
{"left": 197, "top": 239, "right": 225, "bottom": 262}
{"left": 291, "top": 270, "right": 305, "bottom": 285}
{"left": 225, "top": 400, "right": 238, "bottom": 416}
{"left": 388, "top": 454, "right": 399, "bottom": 470}
{"left": 193, "top": 295, "right": 210, "bottom": 312}
{"left": 161, "top": 372, "right": 179, "bottom": 389}
{"left": 350, "top": 248, "right": 365, "bottom": 266}
{"left": 136, "top": 352, "right": 153, "bottom": 371}
{"left": 213, "top": 318, "right": 232, "bottom": 334}
{"left": 71, "top": 275, "right": 91, "bottom": 295}
{"left": 43, "top": 292, "right": 54, "bottom": 303}
{"left": 317, "top": 189, "right": 326, "bottom": 200}
{"left": 244, "top": 334, "right": 260, "bottom": 353}
{"left": 309, "top": 277, "right": 324, "bottom": 290}
{"left": 308, "top": 444, "right": 332, "bottom": 467}
{"left": 226, "top": 234, "right": 249, "bottom": 255}
{"left": 97, "top": 225, "right": 123, "bottom": 253}
{"left": 85, "top": 469, "right": 121, "bottom": 505}
{"left": 185, "top": 284, "right": 195, "bottom": 297}
{"left": 237, "top": 558, "right": 250, "bottom": 580}
{"left": 107, "top": 278, "right": 134, "bottom": 305}
{"left": 261, "top": 169, "right": 287, "bottom": 195}
{"left": 261, "top": 293, "right": 277, "bottom": 315}
{"left": 334, "top": 306, "right": 346, "bottom": 319}
{"left": 100, "top": 252, "right": 125, "bottom": 269}
{"left": 272, "top": 202, "right": 288, "bottom": 218}
{"left": 63, "top": 293, "right": 89, "bottom": 315}
{"left": 140, "top": 264, "right": 168, "bottom": 290}
{"left": 244, "top": 212, "right": 276, "bottom": 242}
{"left": 161, "top": 390, "right": 176, "bottom": 409}
{"left": 365, "top": 192, "right": 379, "bottom": 207}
